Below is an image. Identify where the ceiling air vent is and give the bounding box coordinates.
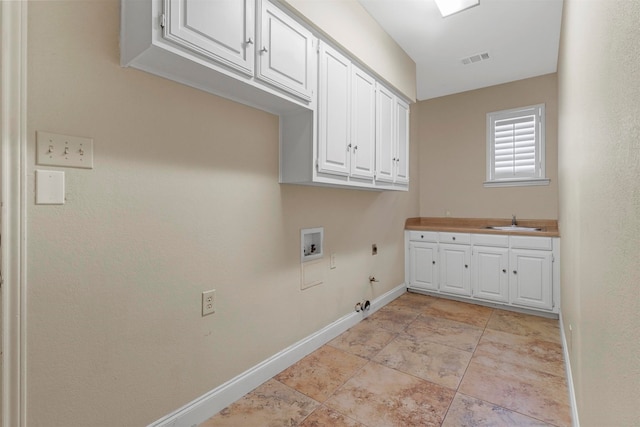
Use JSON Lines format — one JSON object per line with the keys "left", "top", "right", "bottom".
{"left": 461, "top": 52, "right": 490, "bottom": 65}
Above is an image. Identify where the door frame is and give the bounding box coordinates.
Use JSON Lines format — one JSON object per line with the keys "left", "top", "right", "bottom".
{"left": 1, "top": 1, "right": 28, "bottom": 426}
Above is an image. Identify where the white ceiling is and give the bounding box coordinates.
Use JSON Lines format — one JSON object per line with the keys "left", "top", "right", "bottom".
{"left": 358, "top": 0, "right": 564, "bottom": 100}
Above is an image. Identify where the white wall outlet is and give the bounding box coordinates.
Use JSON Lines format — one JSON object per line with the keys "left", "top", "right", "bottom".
{"left": 329, "top": 253, "right": 336, "bottom": 269}
{"left": 36, "top": 131, "right": 94, "bottom": 169}
{"left": 202, "top": 290, "right": 216, "bottom": 316}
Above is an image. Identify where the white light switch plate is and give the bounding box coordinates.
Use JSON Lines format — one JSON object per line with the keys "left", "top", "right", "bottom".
{"left": 36, "top": 170, "right": 65, "bottom": 205}
{"left": 37, "top": 131, "right": 94, "bottom": 169}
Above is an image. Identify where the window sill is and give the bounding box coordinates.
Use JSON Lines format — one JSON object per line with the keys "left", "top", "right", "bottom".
{"left": 483, "top": 178, "right": 550, "bottom": 188}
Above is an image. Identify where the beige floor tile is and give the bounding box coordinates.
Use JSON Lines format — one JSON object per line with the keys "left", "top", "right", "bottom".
{"left": 328, "top": 320, "right": 396, "bottom": 359}
{"left": 365, "top": 304, "right": 421, "bottom": 333}
{"left": 299, "top": 405, "right": 366, "bottom": 427}
{"left": 199, "top": 379, "right": 319, "bottom": 427}
{"left": 275, "top": 345, "right": 367, "bottom": 402}
{"left": 406, "top": 314, "right": 484, "bottom": 352}
{"left": 486, "top": 310, "right": 561, "bottom": 344}
{"left": 373, "top": 334, "right": 472, "bottom": 389}
{"left": 476, "top": 329, "right": 565, "bottom": 377}
{"left": 325, "top": 362, "right": 455, "bottom": 427}
{"left": 442, "top": 393, "right": 555, "bottom": 426}
{"left": 386, "top": 291, "right": 436, "bottom": 313}
{"left": 421, "top": 297, "right": 493, "bottom": 328}
{"left": 459, "top": 355, "right": 571, "bottom": 427}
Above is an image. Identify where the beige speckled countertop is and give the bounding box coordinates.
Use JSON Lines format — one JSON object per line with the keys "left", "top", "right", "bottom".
{"left": 405, "top": 217, "right": 560, "bottom": 237}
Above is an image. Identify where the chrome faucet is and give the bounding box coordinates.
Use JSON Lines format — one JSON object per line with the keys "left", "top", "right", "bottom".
{"left": 512, "top": 214, "right": 517, "bottom": 226}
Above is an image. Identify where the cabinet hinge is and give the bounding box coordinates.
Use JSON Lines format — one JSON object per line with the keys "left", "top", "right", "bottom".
{"left": 160, "top": 14, "right": 166, "bottom": 29}
{"left": 552, "top": 254, "right": 555, "bottom": 262}
{"left": 315, "top": 159, "right": 319, "bottom": 170}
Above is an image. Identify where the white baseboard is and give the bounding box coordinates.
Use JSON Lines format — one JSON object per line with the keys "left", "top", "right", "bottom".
{"left": 149, "top": 283, "right": 407, "bottom": 427}
{"left": 559, "top": 312, "right": 580, "bottom": 427}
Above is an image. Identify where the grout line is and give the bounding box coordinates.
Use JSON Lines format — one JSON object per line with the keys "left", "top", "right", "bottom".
{"left": 438, "top": 307, "right": 495, "bottom": 425}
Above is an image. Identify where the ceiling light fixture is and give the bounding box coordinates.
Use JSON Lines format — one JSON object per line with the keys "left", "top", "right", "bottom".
{"left": 434, "top": 0, "right": 480, "bottom": 17}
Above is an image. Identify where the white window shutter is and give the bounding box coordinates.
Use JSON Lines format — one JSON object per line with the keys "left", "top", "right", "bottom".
{"left": 487, "top": 104, "right": 546, "bottom": 184}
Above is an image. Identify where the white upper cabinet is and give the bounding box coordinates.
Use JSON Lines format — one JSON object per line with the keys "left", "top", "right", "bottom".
{"left": 375, "top": 84, "right": 395, "bottom": 183}
{"left": 257, "top": 0, "right": 315, "bottom": 102}
{"left": 282, "top": 40, "right": 409, "bottom": 190}
{"left": 350, "top": 66, "right": 376, "bottom": 179}
{"left": 317, "top": 43, "right": 351, "bottom": 176}
{"left": 164, "top": 0, "right": 255, "bottom": 76}
{"left": 395, "top": 98, "right": 410, "bottom": 184}
{"left": 121, "top": 0, "right": 316, "bottom": 113}
{"left": 376, "top": 85, "right": 409, "bottom": 185}
{"left": 317, "top": 42, "right": 377, "bottom": 182}
{"left": 122, "top": 0, "right": 410, "bottom": 191}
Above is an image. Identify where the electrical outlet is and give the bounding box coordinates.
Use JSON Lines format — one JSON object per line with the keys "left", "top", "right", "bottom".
{"left": 202, "top": 290, "right": 216, "bottom": 316}
{"left": 372, "top": 244, "right": 378, "bottom": 255}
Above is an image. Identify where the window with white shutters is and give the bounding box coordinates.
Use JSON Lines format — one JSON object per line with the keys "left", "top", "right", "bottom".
{"left": 485, "top": 104, "right": 549, "bottom": 187}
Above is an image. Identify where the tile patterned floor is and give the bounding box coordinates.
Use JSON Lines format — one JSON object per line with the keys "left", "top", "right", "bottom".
{"left": 200, "top": 292, "right": 571, "bottom": 427}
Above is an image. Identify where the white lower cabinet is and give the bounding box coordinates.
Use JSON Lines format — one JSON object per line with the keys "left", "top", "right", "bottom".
{"left": 408, "top": 242, "right": 438, "bottom": 291}
{"left": 439, "top": 243, "right": 471, "bottom": 296}
{"left": 473, "top": 246, "right": 510, "bottom": 303}
{"left": 509, "top": 249, "right": 553, "bottom": 310}
{"left": 405, "top": 231, "right": 559, "bottom": 315}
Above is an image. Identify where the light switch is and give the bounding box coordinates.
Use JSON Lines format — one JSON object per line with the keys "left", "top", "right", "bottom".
{"left": 36, "top": 131, "right": 94, "bottom": 169}
{"left": 36, "top": 170, "right": 65, "bottom": 205}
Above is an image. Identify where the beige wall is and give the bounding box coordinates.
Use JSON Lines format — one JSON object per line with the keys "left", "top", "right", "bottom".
{"left": 284, "top": 0, "right": 416, "bottom": 101}
{"left": 25, "top": 1, "right": 418, "bottom": 426}
{"left": 558, "top": 0, "right": 640, "bottom": 425}
{"left": 417, "top": 74, "right": 559, "bottom": 220}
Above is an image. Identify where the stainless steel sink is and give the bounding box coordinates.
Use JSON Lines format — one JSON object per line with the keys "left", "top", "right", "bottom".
{"left": 486, "top": 226, "right": 542, "bottom": 231}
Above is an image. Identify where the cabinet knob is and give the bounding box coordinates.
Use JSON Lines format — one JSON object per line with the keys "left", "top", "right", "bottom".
{"left": 513, "top": 270, "right": 518, "bottom": 275}
{"left": 432, "top": 261, "right": 436, "bottom": 265}
{"left": 354, "top": 145, "right": 358, "bottom": 150}
{"left": 452, "top": 236, "right": 456, "bottom": 241}
{"left": 260, "top": 46, "right": 268, "bottom": 53}
{"left": 502, "top": 269, "right": 507, "bottom": 273}
{"left": 465, "top": 264, "right": 468, "bottom": 268}
{"left": 246, "top": 37, "right": 254, "bottom": 45}
{"left": 420, "top": 235, "right": 424, "bottom": 239}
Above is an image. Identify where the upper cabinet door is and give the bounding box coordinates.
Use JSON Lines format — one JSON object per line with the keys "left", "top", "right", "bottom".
{"left": 395, "top": 99, "right": 410, "bottom": 184}
{"left": 317, "top": 42, "right": 351, "bottom": 176}
{"left": 375, "top": 84, "right": 395, "bottom": 183}
{"left": 350, "top": 66, "right": 376, "bottom": 179}
{"left": 164, "top": 0, "right": 255, "bottom": 76}
{"left": 257, "top": 1, "right": 315, "bottom": 102}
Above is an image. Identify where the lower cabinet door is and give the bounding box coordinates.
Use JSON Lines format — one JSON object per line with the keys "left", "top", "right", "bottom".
{"left": 408, "top": 242, "right": 438, "bottom": 291}
{"left": 473, "top": 246, "right": 509, "bottom": 302}
{"left": 509, "top": 249, "right": 553, "bottom": 310}
{"left": 439, "top": 243, "right": 471, "bottom": 296}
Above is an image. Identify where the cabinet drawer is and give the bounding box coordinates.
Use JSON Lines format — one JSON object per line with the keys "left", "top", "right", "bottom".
{"left": 471, "top": 233, "right": 509, "bottom": 247}
{"left": 408, "top": 231, "right": 438, "bottom": 242}
{"left": 510, "top": 236, "right": 552, "bottom": 250}
{"left": 439, "top": 232, "right": 471, "bottom": 244}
